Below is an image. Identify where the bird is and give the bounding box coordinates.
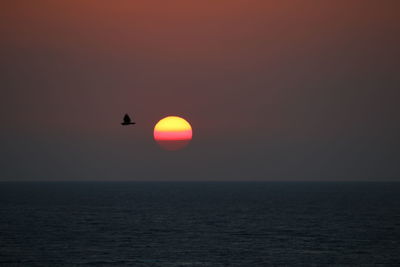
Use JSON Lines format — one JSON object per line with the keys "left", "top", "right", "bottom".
{"left": 121, "top": 114, "right": 136, "bottom": 125}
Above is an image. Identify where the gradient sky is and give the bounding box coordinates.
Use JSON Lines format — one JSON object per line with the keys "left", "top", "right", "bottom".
{"left": 1, "top": 0, "right": 399, "bottom": 181}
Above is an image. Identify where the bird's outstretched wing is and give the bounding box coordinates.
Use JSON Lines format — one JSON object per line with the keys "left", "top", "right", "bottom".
{"left": 123, "top": 114, "right": 131, "bottom": 123}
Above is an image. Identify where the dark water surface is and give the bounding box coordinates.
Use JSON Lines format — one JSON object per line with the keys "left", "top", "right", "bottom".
{"left": 1, "top": 182, "right": 399, "bottom": 266}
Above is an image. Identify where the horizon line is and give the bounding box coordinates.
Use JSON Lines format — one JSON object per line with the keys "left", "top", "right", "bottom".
{"left": 0, "top": 180, "right": 399, "bottom": 183}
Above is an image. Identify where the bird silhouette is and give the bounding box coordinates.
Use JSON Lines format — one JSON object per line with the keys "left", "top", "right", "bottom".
{"left": 121, "top": 114, "right": 136, "bottom": 125}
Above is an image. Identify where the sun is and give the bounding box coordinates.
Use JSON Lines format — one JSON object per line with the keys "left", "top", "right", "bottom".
{"left": 154, "top": 116, "right": 193, "bottom": 151}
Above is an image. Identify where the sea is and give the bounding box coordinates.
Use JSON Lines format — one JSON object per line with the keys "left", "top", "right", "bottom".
{"left": 0, "top": 182, "right": 399, "bottom": 266}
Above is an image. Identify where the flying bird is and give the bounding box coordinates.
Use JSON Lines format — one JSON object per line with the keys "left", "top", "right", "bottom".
{"left": 121, "top": 114, "right": 136, "bottom": 126}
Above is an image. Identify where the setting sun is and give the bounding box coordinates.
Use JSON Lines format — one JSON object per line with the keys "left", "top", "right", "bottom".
{"left": 154, "top": 116, "right": 192, "bottom": 150}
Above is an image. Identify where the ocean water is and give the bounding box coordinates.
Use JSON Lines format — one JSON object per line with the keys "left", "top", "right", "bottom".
{"left": 0, "top": 182, "right": 399, "bottom": 266}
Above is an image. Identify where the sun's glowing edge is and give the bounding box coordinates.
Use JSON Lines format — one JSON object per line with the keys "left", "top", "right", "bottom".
{"left": 154, "top": 116, "right": 192, "bottom": 132}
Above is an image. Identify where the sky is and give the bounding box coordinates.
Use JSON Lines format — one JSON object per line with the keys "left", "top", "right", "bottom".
{"left": 1, "top": 0, "right": 399, "bottom": 181}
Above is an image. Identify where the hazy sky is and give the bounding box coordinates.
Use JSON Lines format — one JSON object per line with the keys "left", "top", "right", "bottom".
{"left": 1, "top": 0, "right": 399, "bottom": 181}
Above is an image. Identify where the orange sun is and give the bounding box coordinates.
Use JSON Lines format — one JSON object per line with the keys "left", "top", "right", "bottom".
{"left": 154, "top": 116, "right": 193, "bottom": 151}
